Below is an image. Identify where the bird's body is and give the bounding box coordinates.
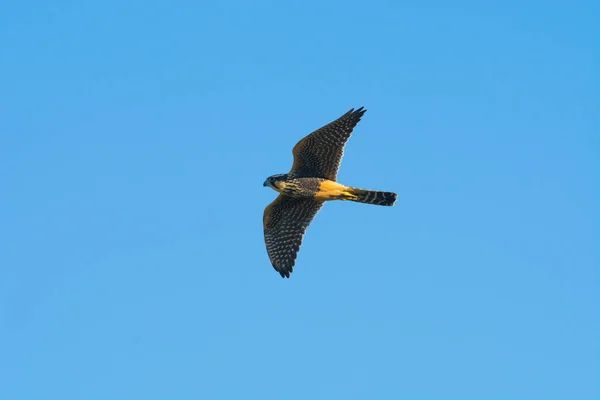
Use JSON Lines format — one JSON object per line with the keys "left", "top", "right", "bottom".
{"left": 267, "top": 176, "right": 396, "bottom": 204}
{"left": 263, "top": 107, "right": 397, "bottom": 278}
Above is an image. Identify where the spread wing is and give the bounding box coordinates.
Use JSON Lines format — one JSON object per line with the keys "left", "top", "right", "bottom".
{"left": 289, "top": 107, "right": 366, "bottom": 180}
{"left": 263, "top": 195, "right": 324, "bottom": 278}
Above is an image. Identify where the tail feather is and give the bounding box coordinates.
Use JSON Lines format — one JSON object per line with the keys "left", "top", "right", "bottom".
{"left": 349, "top": 188, "right": 397, "bottom": 206}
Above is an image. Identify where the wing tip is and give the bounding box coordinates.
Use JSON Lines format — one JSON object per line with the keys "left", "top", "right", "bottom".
{"left": 279, "top": 269, "right": 291, "bottom": 278}
{"left": 343, "top": 107, "right": 367, "bottom": 124}
{"left": 347, "top": 106, "right": 367, "bottom": 115}
{"left": 274, "top": 264, "right": 293, "bottom": 278}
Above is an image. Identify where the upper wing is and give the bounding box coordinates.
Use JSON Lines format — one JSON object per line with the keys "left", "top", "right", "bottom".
{"left": 263, "top": 195, "right": 324, "bottom": 278}
{"left": 289, "top": 107, "right": 366, "bottom": 180}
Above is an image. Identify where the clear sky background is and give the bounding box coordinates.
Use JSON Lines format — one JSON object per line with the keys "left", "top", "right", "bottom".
{"left": 1, "top": 1, "right": 597, "bottom": 399}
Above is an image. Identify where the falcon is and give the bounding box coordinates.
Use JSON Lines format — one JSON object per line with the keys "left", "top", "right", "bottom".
{"left": 263, "top": 107, "right": 397, "bottom": 278}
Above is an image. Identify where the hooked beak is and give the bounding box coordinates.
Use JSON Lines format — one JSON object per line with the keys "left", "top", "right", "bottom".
{"left": 263, "top": 180, "right": 269, "bottom": 187}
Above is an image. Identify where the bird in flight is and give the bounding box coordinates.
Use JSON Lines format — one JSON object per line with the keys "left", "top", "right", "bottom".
{"left": 263, "top": 107, "right": 397, "bottom": 278}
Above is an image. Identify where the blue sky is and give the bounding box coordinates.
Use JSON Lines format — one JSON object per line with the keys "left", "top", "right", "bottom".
{"left": 1, "top": 1, "right": 597, "bottom": 399}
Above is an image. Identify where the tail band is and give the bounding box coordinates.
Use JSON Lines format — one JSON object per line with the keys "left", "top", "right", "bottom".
{"left": 350, "top": 188, "right": 397, "bottom": 206}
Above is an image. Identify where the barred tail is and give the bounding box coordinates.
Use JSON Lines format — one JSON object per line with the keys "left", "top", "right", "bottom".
{"left": 348, "top": 188, "right": 397, "bottom": 206}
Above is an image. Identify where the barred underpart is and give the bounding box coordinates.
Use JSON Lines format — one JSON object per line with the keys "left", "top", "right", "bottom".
{"left": 281, "top": 178, "right": 323, "bottom": 198}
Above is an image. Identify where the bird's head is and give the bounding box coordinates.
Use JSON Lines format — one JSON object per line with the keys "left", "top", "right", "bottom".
{"left": 263, "top": 174, "right": 288, "bottom": 191}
